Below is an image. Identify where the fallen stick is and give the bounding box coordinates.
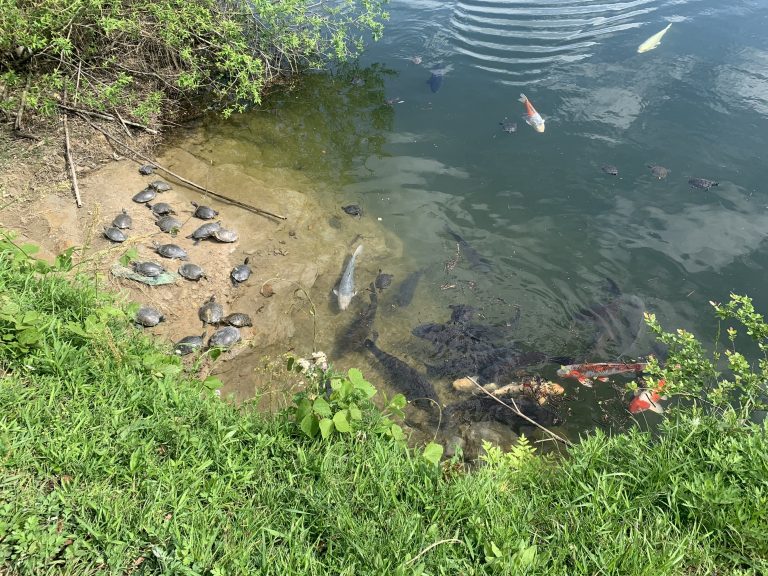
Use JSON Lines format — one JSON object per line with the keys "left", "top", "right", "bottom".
{"left": 62, "top": 112, "right": 83, "bottom": 208}
{"left": 79, "top": 115, "right": 287, "bottom": 221}
{"left": 467, "top": 376, "right": 573, "bottom": 447}
{"left": 58, "top": 103, "right": 158, "bottom": 135}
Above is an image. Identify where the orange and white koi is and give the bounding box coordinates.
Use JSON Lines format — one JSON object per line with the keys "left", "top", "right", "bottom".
{"left": 519, "top": 93, "right": 545, "bottom": 133}
{"left": 557, "top": 362, "right": 648, "bottom": 387}
{"left": 629, "top": 380, "right": 667, "bottom": 414}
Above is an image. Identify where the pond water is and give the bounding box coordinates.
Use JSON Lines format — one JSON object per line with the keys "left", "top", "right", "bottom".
{"left": 190, "top": 0, "right": 768, "bottom": 448}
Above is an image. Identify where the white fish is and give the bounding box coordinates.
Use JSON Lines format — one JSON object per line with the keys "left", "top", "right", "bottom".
{"left": 334, "top": 244, "right": 363, "bottom": 311}
{"left": 637, "top": 23, "right": 672, "bottom": 54}
{"left": 519, "top": 93, "right": 545, "bottom": 133}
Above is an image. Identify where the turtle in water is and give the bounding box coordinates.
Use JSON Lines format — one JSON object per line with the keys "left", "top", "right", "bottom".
{"left": 342, "top": 204, "right": 362, "bottom": 217}
{"left": 152, "top": 242, "right": 188, "bottom": 260}
{"left": 147, "top": 202, "right": 176, "bottom": 216}
{"left": 187, "top": 221, "right": 222, "bottom": 244}
{"left": 601, "top": 165, "right": 619, "bottom": 176}
{"left": 138, "top": 164, "right": 155, "bottom": 175}
{"left": 230, "top": 257, "right": 251, "bottom": 286}
{"left": 374, "top": 269, "right": 394, "bottom": 292}
{"left": 223, "top": 312, "right": 253, "bottom": 327}
{"left": 208, "top": 326, "right": 241, "bottom": 349}
{"left": 155, "top": 215, "right": 182, "bottom": 234}
{"left": 174, "top": 333, "right": 205, "bottom": 355}
{"left": 689, "top": 177, "right": 719, "bottom": 190}
{"left": 103, "top": 226, "right": 127, "bottom": 243}
{"left": 131, "top": 261, "right": 165, "bottom": 278}
{"left": 135, "top": 306, "right": 164, "bottom": 327}
{"left": 213, "top": 228, "right": 238, "bottom": 243}
{"left": 111, "top": 209, "right": 132, "bottom": 229}
{"left": 499, "top": 118, "right": 517, "bottom": 134}
{"left": 132, "top": 187, "right": 157, "bottom": 203}
{"left": 198, "top": 295, "right": 224, "bottom": 327}
{"left": 647, "top": 164, "right": 670, "bottom": 180}
{"left": 191, "top": 201, "right": 219, "bottom": 220}
{"left": 149, "top": 180, "right": 172, "bottom": 192}
{"left": 178, "top": 263, "right": 206, "bottom": 281}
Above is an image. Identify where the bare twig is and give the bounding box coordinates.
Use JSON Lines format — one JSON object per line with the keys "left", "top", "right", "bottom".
{"left": 14, "top": 76, "right": 31, "bottom": 131}
{"left": 467, "top": 376, "right": 573, "bottom": 447}
{"left": 57, "top": 104, "right": 158, "bottom": 135}
{"left": 114, "top": 108, "right": 133, "bottom": 138}
{"left": 80, "top": 115, "right": 287, "bottom": 221}
{"left": 62, "top": 112, "right": 83, "bottom": 208}
{"left": 405, "top": 539, "right": 463, "bottom": 566}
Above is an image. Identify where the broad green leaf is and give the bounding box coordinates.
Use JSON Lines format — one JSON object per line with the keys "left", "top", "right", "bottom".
{"left": 332, "top": 410, "right": 352, "bottom": 433}
{"left": 21, "top": 243, "right": 39, "bottom": 255}
{"left": 203, "top": 376, "right": 223, "bottom": 390}
{"left": 389, "top": 424, "right": 404, "bottom": 441}
{"left": 347, "top": 367, "right": 365, "bottom": 386}
{"left": 208, "top": 347, "right": 222, "bottom": 361}
{"left": 388, "top": 394, "right": 407, "bottom": 410}
{"left": 295, "top": 398, "right": 312, "bottom": 422}
{"left": 119, "top": 247, "right": 138, "bottom": 266}
{"left": 65, "top": 322, "right": 89, "bottom": 338}
{"left": 422, "top": 442, "right": 443, "bottom": 466}
{"left": 348, "top": 403, "right": 362, "bottom": 421}
{"left": 16, "top": 328, "right": 40, "bottom": 346}
{"left": 319, "top": 418, "right": 334, "bottom": 439}
{"left": 299, "top": 413, "right": 319, "bottom": 438}
{"left": 517, "top": 544, "right": 537, "bottom": 566}
{"left": 330, "top": 378, "right": 342, "bottom": 391}
{"left": 286, "top": 356, "right": 295, "bottom": 371}
{"left": 313, "top": 397, "right": 332, "bottom": 417}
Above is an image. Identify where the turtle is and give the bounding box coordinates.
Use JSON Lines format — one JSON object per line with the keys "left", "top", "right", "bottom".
{"left": 103, "top": 226, "right": 127, "bottom": 243}
{"left": 689, "top": 177, "right": 719, "bottom": 190}
{"left": 223, "top": 312, "right": 253, "bottom": 327}
{"left": 647, "top": 164, "right": 670, "bottom": 180}
{"left": 147, "top": 202, "right": 176, "bottom": 216}
{"left": 187, "top": 221, "right": 222, "bottom": 244}
{"left": 133, "top": 187, "right": 157, "bottom": 203}
{"left": 230, "top": 257, "right": 252, "bottom": 286}
{"left": 152, "top": 242, "right": 188, "bottom": 260}
{"left": 601, "top": 165, "right": 619, "bottom": 176}
{"left": 191, "top": 202, "right": 219, "bottom": 220}
{"left": 213, "top": 228, "right": 238, "bottom": 243}
{"left": 342, "top": 204, "right": 362, "bottom": 217}
{"left": 135, "top": 306, "right": 164, "bottom": 327}
{"left": 155, "top": 215, "right": 182, "bottom": 234}
{"left": 174, "top": 333, "right": 205, "bottom": 355}
{"left": 198, "top": 295, "right": 224, "bottom": 327}
{"left": 208, "top": 326, "right": 241, "bottom": 349}
{"left": 111, "top": 209, "right": 132, "bottom": 229}
{"left": 138, "top": 164, "right": 155, "bottom": 175}
{"left": 131, "top": 261, "right": 165, "bottom": 277}
{"left": 178, "top": 263, "right": 206, "bottom": 281}
{"left": 149, "top": 180, "right": 172, "bottom": 192}
{"left": 374, "top": 269, "right": 394, "bottom": 292}
{"left": 499, "top": 118, "right": 517, "bottom": 133}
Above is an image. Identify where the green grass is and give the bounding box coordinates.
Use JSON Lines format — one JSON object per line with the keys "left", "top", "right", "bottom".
{"left": 1, "top": 233, "right": 767, "bottom": 575}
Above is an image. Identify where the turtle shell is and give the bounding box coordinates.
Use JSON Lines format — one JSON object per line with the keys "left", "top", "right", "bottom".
{"left": 647, "top": 164, "right": 670, "bottom": 180}
{"left": 499, "top": 118, "right": 517, "bottom": 133}
{"left": 208, "top": 326, "right": 241, "bottom": 349}
{"left": 223, "top": 312, "right": 253, "bottom": 327}
{"left": 111, "top": 209, "right": 132, "bottom": 229}
{"left": 601, "top": 165, "right": 619, "bottom": 176}
{"left": 155, "top": 215, "right": 182, "bottom": 234}
{"left": 198, "top": 296, "right": 224, "bottom": 326}
{"left": 104, "top": 226, "right": 127, "bottom": 242}
{"left": 375, "top": 270, "right": 394, "bottom": 291}
{"left": 147, "top": 202, "right": 176, "bottom": 216}
{"left": 153, "top": 242, "right": 188, "bottom": 260}
{"left": 135, "top": 306, "right": 164, "bottom": 327}
{"left": 138, "top": 164, "right": 155, "bottom": 175}
{"left": 131, "top": 261, "right": 165, "bottom": 277}
{"left": 187, "top": 221, "right": 222, "bottom": 241}
{"left": 174, "top": 334, "right": 205, "bottom": 355}
{"left": 132, "top": 188, "right": 157, "bottom": 203}
{"left": 213, "top": 228, "right": 238, "bottom": 243}
{"left": 149, "top": 180, "right": 172, "bottom": 192}
{"left": 178, "top": 263, "right": 206, "bottom": 281}
{"left": 191, "top": 202, "right": 219, "bottom": 220}
{"left": 230, "top": 257, "right": 251, "bottom": 284}
{"left": 689, "top": 178, "right": 718, "bottom": 190}
{"left": 342, "top": 204, "right": 362, "bottom": 217}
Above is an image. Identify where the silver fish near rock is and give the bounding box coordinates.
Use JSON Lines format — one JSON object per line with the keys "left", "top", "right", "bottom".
{"left": 334, "top": 244, "right": 363, "bottom": 311}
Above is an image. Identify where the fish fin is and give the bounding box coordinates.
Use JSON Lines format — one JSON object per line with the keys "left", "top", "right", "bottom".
{"left": 333, "top": 288, "right": 339, "bottom": 296}
{"left": 352, "top": 244, "right": 364, "bottom": 258}
{"left": 597, "top": 377, "right": 609, "bottom": 382}
{"left": 518, "top": 93, "right": 527, "bottom": 103}
{"left": 579, "top": 377, "right": 593, "bottom": 387}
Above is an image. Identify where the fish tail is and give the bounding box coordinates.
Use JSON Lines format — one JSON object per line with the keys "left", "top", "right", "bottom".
{"left": 518, "top": 93, "right": 528, "bottom": 103}
{"left": 352, "top": 244, "right": 363, "bottom": 258}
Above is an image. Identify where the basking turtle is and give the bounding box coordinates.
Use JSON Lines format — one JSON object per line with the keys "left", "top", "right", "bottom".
{"left": 155, "top": 215, "right": 182, "bottom": 234}
{"left": 230, "top": 257, "right": 251, "bottom": 286}
{"left": 191, "top": 202, "right": 219, "bottom": 220}
{"left": 208, "top": 326, "right": 241, "bottom": 349}
{"left": 689, "top": 177, "right": 719, "bottom": 190}
{"left": 374, "top": 269, "right": 393, "bottom": 292}
{"left": 198, "top": 295, "right": 224, "bottom": 327}
{"left": 178, "top": 263, "right": 206, "bottom": 281}
{"left": 135, "top": 306, "right": 164, "bottom": 327}
{"left": 223, "top": 312, "right": 253, "bottom": 327}
{"left": 647, "top": 164, "right": 670, "bottom": 180}
{"left": 213, "top": 228, "right": 238, "bottom": 243}
{"left": 132, "top": 187, "right": 157, "bottom": 203}
{"left": 111, "top": 209, "right": 132, "bottom": 230}
{"left": 601, "top": 165, "right": 619, "bottom": 176}
{"left": 149, "top": 180, "right": 172, "bottom": 192}
{"left": 138, "top": 164, "right": 155, "bottom": 176}
{"left": 131, "top": 261, "right": 165, "bottom": 277}
{"left": 152, "top": 242, "right": 188, "bottom": 260}
{"left": 147, "top": 202, "right": 176, "bottom": 216}
{"left": 187, "top": 221, "right": 222, "bottom": 244}
{"left": 342, "top": 204, "right": 362, "bottom": 217}
{"left": 174, "top": 333, "right": 205, "bottom": 355}
{"left": 103, "top": 226, "right": 127, "bottom": 243}
{"left": 499, "top": 118, "right": 517, "bottom": 133}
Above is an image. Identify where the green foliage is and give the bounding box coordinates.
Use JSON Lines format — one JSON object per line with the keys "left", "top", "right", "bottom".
{"left": 0, "top": 0, "right": 388, "bottom": 122}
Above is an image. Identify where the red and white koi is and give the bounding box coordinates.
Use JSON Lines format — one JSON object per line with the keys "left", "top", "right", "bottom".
{"left": 628, "top": 380, "right": 667, "bottom": 414}
{"left": 519, "top": 93, "right": 545, "bottom": 133}
{"left": 557, "top": 362, "right": 648, "bottom": 387}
